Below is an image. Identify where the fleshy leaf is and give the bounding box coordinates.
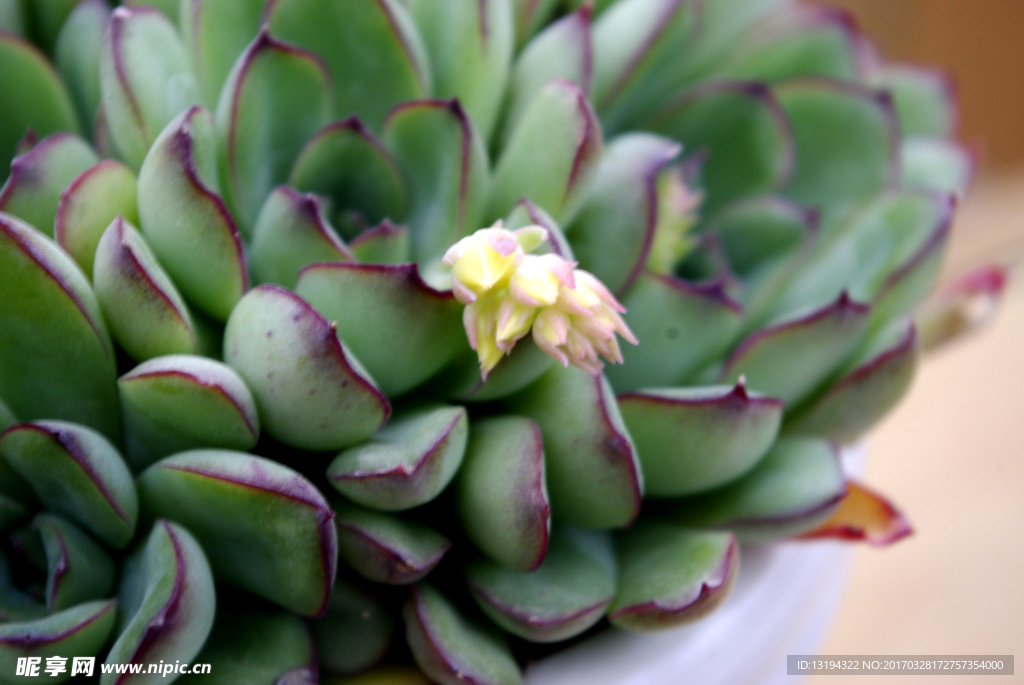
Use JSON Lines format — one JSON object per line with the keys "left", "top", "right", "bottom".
{"left": 296, "top": 262, "right": 463, "bottom": 396}
{"left": 328, "top": 405, "right": 468, "bottom": 512}
{"left": 249, "top": 187, "right": 353, "bottom": 289}
{"left": 899, "top": 138, "right": 973, "bottom": 197}
{"left": 0, "top": 31, "right": 80, "bottom": 170}
{"left": 103, "top": 520, "right": 215, "bottom": 684}
{"left": 93, "top": 216, "right": 198, "bottom": 362}
{"left": 0, "top": 421, "right": 138, "bottom": 548}
{"left": 786, "top": 322, "right": 918, "bottom": 443}
{"left": 289, "top": 119, "right": 409, "bottom": 239}
{"left": 868, "top": 65, "right": 955, "bottom": 139}
{"left": 645, "top": 81, "right": 794, "bottom": 215}
{"left": 504, "top": 199, "right": 574, "bottom": 259}
{"left": 0, "top": 213, "right": 120, "bottom": 438}
{"left": 487, "top": 80, "right": 601, "bottom": 226}
{"left": 404, "top": 584, "right": 522, "bottom": 685}
{"left": 507, "top": 366, "right": 642, "bottom": 529}
{"left": 511, "top": 0, "right": 560, "bottom": 48}
{"left": 500, "top": 4, "right": 593, "bottom": 149}
{"left": 137, "top": 451, "right": 337, "bottom": 617}
{"left": 350, "top": 221, "right": 412, "bottom": 265}
{"left": 0, "top": 600, "right": 116, "bottom": 682}
{"left": 569, "top": 132, "right": 680, "bottom": 293}
{"left": 136, "top": 105, "right": 246, "bottom": 321}
{"left": 608, "top": 524, "right": 736, "bottom": 631}
{"left": 466, "top": 526, "right": 616, "bottom": 643}
{"left": 799, "top": 480, "right": 912, "bottom": 546}
{"left": 0, "top": 0, "right": 24, "bottom": 35}
{"left": 916, "top": 265, "right": 1007, "bottom": 352}
{"left": 314, "top": 580, "right": 394, "bottom": 676}
{"left": 334, "top": 501, "right": 450, "bottom": 585}
{"left": 619, "top": 383, "right": 782, "bottom": 497}
{"left": 99, "top": 6, "right": 200, "bottom": 170}
{"left": 35, "top": 514, "right": 114, "bottom": 612}
{"left": 383, "top": 99, "right": 489, "bottom": 261}
{"left": 0, "top": 132, "right": 98, "bottom": 236}
{"left": 54, "top": 0, "right": 109, "bottom": 133}
{"left": 440, "top": 338, "right": 556, "bottom": 403}
{"left": 409, "top": 0, "right": 513, "bottom": 141}
{"left": 662, "top": 437, "right": 846, "bottom": 541}
{"left": 223, "top": 285, "right": 390, "bottom": 451}
{"left": 179, "top": 0, "right": 265, "bottom": 108}
{"left": 54, "top": 159, "right": 139, "bottom": 279}
{"left": 124, "top": 0, "right": 178, "bottom": 22}
{"left": 457, "top": 416, "right": 550, "bottom": 572}
{"left": 266, "top": 0, "right": 431, "bottom": 127}
{"left": 721, "top": 292, "right": 871, "bottom": 407}
{"left": 215, "top": 30, "right": 332, "bottom": 234}
{"left": 191, "top": 606, "right": 317, "bottom": 685}
{"left": 711, "top": 195, "right": 814, "bottom": 278}
{"left": 607, "top": 273, "right": 742, "bottom": 393}
{"left": 590, "top": 0, "right": 699, "bottom": 131}
{"left": 119, "top": 354, "right": 260, "bottom": 471}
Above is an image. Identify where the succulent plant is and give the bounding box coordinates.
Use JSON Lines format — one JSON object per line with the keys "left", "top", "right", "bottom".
{"left": 0, "top": 0, "right": 982, "bottom": 683}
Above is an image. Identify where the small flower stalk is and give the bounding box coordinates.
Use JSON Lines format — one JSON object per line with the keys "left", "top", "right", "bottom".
{"left": 444, "top": 222, "right": 638, "bottom": 378}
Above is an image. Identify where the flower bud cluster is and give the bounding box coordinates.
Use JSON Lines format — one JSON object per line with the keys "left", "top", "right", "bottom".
{"left": 444, "top": 222, "right": 638, "bottom": 378}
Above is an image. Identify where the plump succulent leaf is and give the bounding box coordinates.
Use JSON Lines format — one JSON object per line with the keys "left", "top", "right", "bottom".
{"left": 404, "top": 584, "right": 522, "bottom": 685}
{"left": 334, "top": 501, "right": 450, "bottom": 585}
{"left": 899, "top": 138, "right": 972, "bottom": 197}
{"left": 179, "top": 0, "right": 265, "bottom": 109}
{"left": 136, "top": 105, "right": 246, "bottom": 321}
{"left": 118, "top": 354, "right": 260, "bottom": 470}
{"left": 508, "top": 366, "right": 642, "bottom": 528}
{"left": 510, "top": 0, "right": 560, "bottom": 48}
{"left": 35, "top": 513, "right": 115, "bottom": 612}
{"left": 440, "top": 338, "right": 555, "bottom": 403}
{"left": 0, "top": 213, "right": 120, "bottom": 438}
{"left": 314, "top": 579, "right": 395, "bottom": 676}
{"left": 0, "top": 132, "right": 98, "bottom": 236}
{"left": 457, "top": 416, "right": 550, "bottom": 572}
{"left": 53, "top": 0, "right": 108, "bottom": 134}
{"left": 619, "top": 383, "right": 782, "bottom": 496}
{"left": 608, "top": 523, "right": 736, "bottom": 631}
{"left": 124, "top": 0, "right": 178, "bottom": 23}
{"left": 137, "top": 450, "right": 337, "bottom": 617}
{"left": 466, "top": 525, "right": 616, "bottom": 643}
{"left": 868, "top": 65, "right": 955, "bottom": 139}
{"left": 799, "top": 480, "right": 912, "bottom": 546}
{"left": 224, "top": 285, "right": 390, "bottom": 451}
{"left": 349, "top": 220, "right": 412, "bottom": 264}
{"left": 0, "top": 421, "right": 137, "bottom": 548}
{"left": 53, "top": 159, "right": 138, "bottom": 279}
{"left": 104, "top": 520, "right": 215, "bottom": 685}
{"left": 328, "top": 405, "right": 467, "bottom": 512}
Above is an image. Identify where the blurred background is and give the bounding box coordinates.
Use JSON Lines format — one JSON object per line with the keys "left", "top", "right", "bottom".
{"left": 805, "top": 1, "right": 1024, "bottom": 682}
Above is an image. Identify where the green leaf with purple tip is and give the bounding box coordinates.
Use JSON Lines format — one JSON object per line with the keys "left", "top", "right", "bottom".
{"left": 119, "top": 354, "right": 260, "bottom": 470}
{"left": 54, "top": 0, "right": 109, "bottom": 132}
{"left": 266, "top": 0, "right": 431, "bottom": 128}
{"left": 0, "top": 213, "right": 120, "bottom": 437}
{"left": 334, "top": 501, "right": 450, "bottom": 585}
{"left": 663, "top": 437, "right": 846, "bottom": 541}
{"left": 296, "top": 262, "right": 463, "bottom": 396}
{"left": 223, "top": 285, "right": 390, "bottom": 451}
{"left": 137, "top": 451, "right": 337, "bottom": 617}
{"left": 404, "top": 584, "right": 522, "bottom": 685}
{"left": 711, "top": 195, "right": 813, "bottom": 278}
{"left": 786, "top": 322, "right": 918, "bottom": 443}
{"left": 137, "top": 105, "right": 247, "bottom": 321}
{"left": 457, "top": 416, "right": 550, "bottom": 572}
{"left": 504, "top": 199, "right": 574, "bottom": 260}
{"left": 487, "top": 80, "right": 601, "bottom": 227}
{"left": 54, "top": 159, "right": 138, "bottom": 279}
{"left": 215, "top": 31, "right": 332, "bottom": 234}
{"left": 607, "top": 272, "right": 743, "bottom": 393}
{"left": 608, "top": 524, "right": 736, "bottom": 631}
{"left": 383, "top": 100, "right": 489, "bottom": 261}
{"left": 328, "top": 405, "right": 467, "bottom": 512}
{"left": 722, "top": 292, "right": 871, "bottom": 407}
{"left": 868, "top": 65, "right": 955, "bottom": 139}
{"left": 93, "top": 216, "right": 199, "bottom": 362}
{"left": 35, "top": 513, "right": 114, "bottom": 612}
{"left": 507, "top": 366, "right": 642, "bottom": 529}
{"left": 0, "top": 398, "right": 15, "bottom": 433}
{"left": 0, "top": 599, "right": 117, "bottom": 681}
{"left": 900, "top": 138, "right": 972, "bottom": 197}
{"left": 569, "top": 133, "right": 680, "bottom": 293}
{"left": 0, "top": 421, "right": 138, "bottom": 548}
{"left": 619, "top": 383, "right": 782, "bottom": 497}
{"left": 314, "top": 580, "right": 394, "bottom": 676}
{"left": 289, "top": 119, "right": 409, "bottom": 239}
{"left": 409, "top": 0, "right": 513, "bottom": 141}
{"left": 249, "top": 187, "right": 353, "bottom": 289}
{"left": 103, "top": 520, "right": 215, "bottom": 685}
{"left": 511, "top": 0, "right": 560, "bottom": 48}
{"left": 0, "top": 132, "right": 98, "bottom": 236}
{"left": 466, "top": 526, "right": 615, "bottom": 643}
{"left": 0, "top": 28, "right": 80, "bottom": 169}
{"left": 871, "top": 212, "right": 951, "bottom": 328}
{"left": 179, "top": 0, "right": 265, "bottom": 108}
{"left": 350, "top": 221, "right": 412, "bottom": 264}
{"left": 99, "top": 6, "right": 200, "bottom": 170}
